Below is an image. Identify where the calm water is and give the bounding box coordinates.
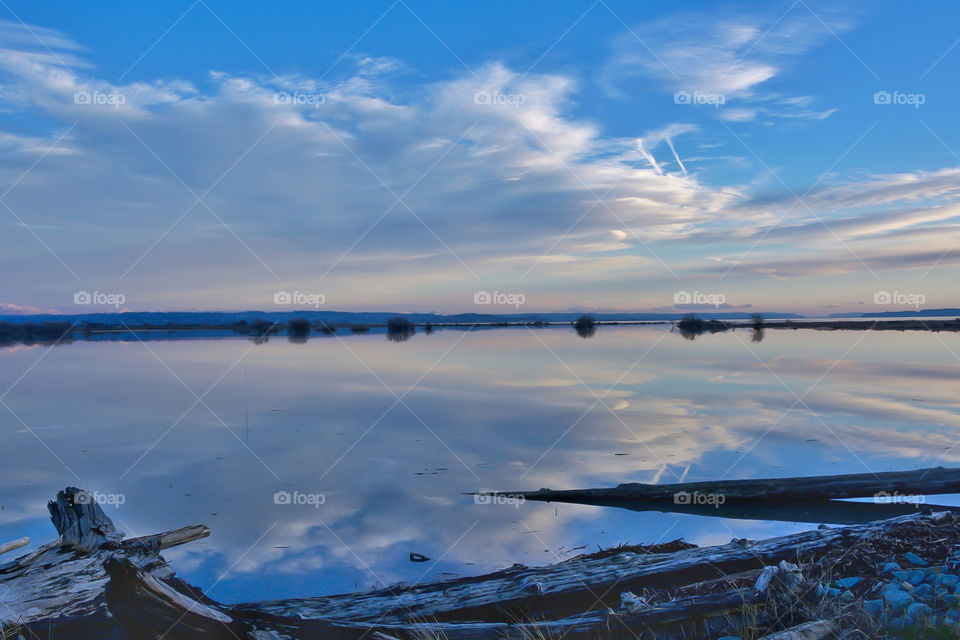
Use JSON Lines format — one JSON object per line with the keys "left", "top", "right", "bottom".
{"left": 1, "top": 325, "right": 958, "bottom": 603}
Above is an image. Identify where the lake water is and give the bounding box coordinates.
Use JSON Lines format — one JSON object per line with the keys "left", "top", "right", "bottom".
{"left": 1, "top": 325, "right": 958, "bottom": 603}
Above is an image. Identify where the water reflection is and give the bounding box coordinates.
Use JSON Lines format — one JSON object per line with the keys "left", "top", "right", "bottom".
{"left": 0, "top": 327, "right": 959, "bottom": 604}
{"left": 573, "top": 315, "right": 596, "bottom": 339}
{"left": 287, "top": 319, "right": 311, "bottom": 344}
{"left": 386, "top": 317, "right": 416, "bottom": 342}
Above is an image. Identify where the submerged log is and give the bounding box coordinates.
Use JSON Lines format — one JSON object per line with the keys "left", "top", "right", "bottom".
{"left": 483, "top": 466, "right": 960, "bottom": 505}
{"left": 515, "top": 495, "right": 958, "bottom": 525}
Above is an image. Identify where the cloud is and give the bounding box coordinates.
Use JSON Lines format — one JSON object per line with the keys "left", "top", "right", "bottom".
{"left": 0, "top": 20, "right": 748, "bottom": 312}
{"left": 0, "top": 16, "right": 958, "bottom": 312}
{"left": 602, "top": 8, "right": 846, "bottom": 121}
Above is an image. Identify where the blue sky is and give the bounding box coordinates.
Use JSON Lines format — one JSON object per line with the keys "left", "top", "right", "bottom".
{"left": 1, "top": 1, "right": 959, "bottom": 315}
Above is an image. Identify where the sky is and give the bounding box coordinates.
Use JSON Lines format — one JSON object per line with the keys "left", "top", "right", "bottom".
{"left": 1, "top": 0, "right": 959, "bottom": 315}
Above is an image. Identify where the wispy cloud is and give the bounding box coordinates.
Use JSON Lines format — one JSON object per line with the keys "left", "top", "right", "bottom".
{"left": 602, "top": 8, "right": 848, "bottom": 121}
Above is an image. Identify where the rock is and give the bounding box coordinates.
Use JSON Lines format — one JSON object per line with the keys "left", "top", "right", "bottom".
{"left": 835, "top": 576, "right": 861, "bottom": 589}
{"left": 827, "top": 587, "right": 843, "bottom": 597}
{"left": 840, "top": 589, "right": 855, "bottom": 602}
{"left": 914, "top": 583, "right": 934, "bottom": 600}
{"left": 891, "top": 570, "right": 908, "bottom": 581}
{"left": 906, "top": 602, "right": 934, "bottom": 620}
{"left": 886, "top": 615, "right": 912, "bottom": 632}
{"left": 883, "top": 589, "right": 915, "bottom": 612}
{"left": 906, "top": 569, "right": 927, "bottom": 586}
{"left": 937, "top": 574, "right": 960, "bottom": 591}
{"left": 942, "top": 593, "right": 960, "bottom": 609}
{"left": 904, "top": 552, "right": 928, "bottom": 567}
{"left": 754, "top": 565, "right": 780, "bottom": 593}
{"left": 882, "top": 561, "right": 902, "bottom": 574}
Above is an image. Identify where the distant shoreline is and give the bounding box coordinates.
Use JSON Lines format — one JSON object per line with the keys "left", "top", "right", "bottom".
{"left": 3, "top": 315, "right": 960, "bottom": 348}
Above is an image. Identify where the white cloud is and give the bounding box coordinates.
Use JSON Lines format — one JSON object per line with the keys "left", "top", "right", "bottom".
{"left": 0, "top": 21, "right": 738, "bottom": 311}
{"left": 602, "top": 9, "right": 846, "bottom": 121}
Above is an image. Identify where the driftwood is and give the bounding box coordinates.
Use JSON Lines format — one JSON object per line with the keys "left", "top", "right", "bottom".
{"left": 230, "top": 512, "right": 947, "bottom": 627}
{"left": 758, "top": 619, "right": 835, "bottom": 640}
{"left": 510, "top": 494, "right": 956, "bottom": 525}
{"left": 104, "top": 558, "right": 767, "bottom": 640}
{"left": 484, "top": 466, "right": 960, "bottom": 505}
{"left": 0, "top": 538, "right": 28, "bottom": 557}
{"left": 0, "top": 487, "right": 208, "bottom": 636}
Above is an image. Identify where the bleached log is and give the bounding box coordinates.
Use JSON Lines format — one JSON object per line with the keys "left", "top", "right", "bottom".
{"left": 234, "top": 511, "right": 939, "bottom": 624}
{"left": 124, "top": 524, "right": 210, "bottom": 552}
{"left": 0, "top": 487, "right": 208, "bottom": 631}
{"left": 0, "top": 537, "right": 28, "bottom": 557}
{"left": 110, "top": 560, "right": 764, "bottom": 640}
{"left": 759, "top": 619, "right": 835, "bottom": 640}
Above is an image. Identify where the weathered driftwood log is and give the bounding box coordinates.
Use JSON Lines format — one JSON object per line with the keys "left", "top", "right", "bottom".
{"left": 758, "top": 619, "right": 835, "bottom": 640}
{"left": 483, "top": 466, "right": 960, "bottom": 505}
{"left": 231, "top": 512, "right": 947, "bottom": 625}
{"left": 497, "top": 493, "right": 955, "bottom": 525}
{"left": 105, "top": 558, "right": 241, "bottom": 640}
{"left": 0, "top": 538, "right": 28, "bottom": 557}
{"left": 48, "top": 487, "right": 123, "bottom": 552}
{"left": 123, "top": 524, "right": 211, "bottom": 554}
{"left": 0, "top": 487, "right": 209, "bottom": 635}
{"left": 105, "top": 556, "right": 767, "bottom": 640}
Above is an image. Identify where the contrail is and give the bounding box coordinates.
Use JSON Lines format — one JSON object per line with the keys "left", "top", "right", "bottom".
{"left": 637, "top": 139, "right": 663, "bottom": 175}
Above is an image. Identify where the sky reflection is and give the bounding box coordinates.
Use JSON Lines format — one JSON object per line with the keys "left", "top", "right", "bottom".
{"left": 1, "top": 325, "right": 958, "bottom": 603}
